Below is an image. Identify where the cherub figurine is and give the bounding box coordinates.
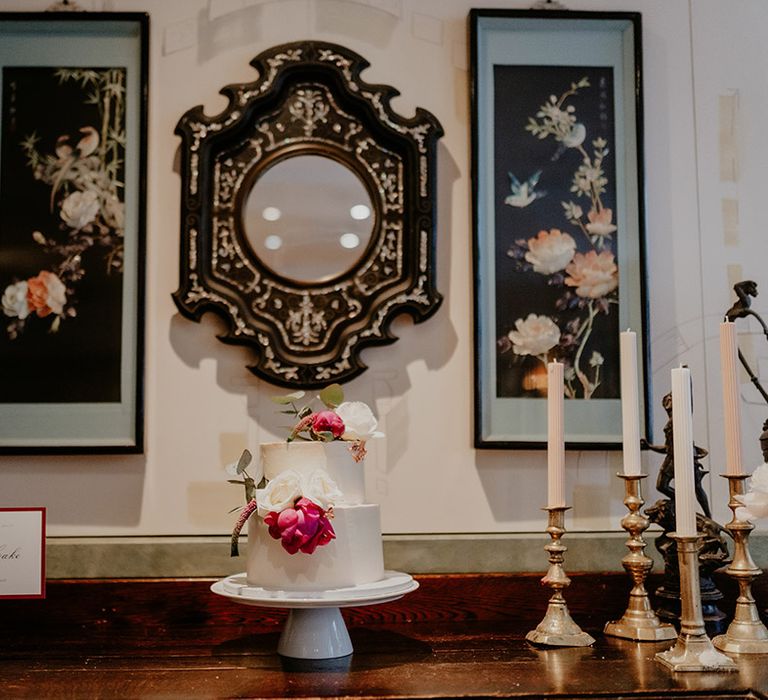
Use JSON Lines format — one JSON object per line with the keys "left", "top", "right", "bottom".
{"left": 642, "top": 391, "right": 711, "bottom": 518}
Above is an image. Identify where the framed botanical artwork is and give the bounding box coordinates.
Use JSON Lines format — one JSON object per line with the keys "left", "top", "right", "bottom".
{"left": 0, "top": 13, "right": 148, "bottom": 453}
{"left": 470, "top": 10, "right": 648, "bottom": 449}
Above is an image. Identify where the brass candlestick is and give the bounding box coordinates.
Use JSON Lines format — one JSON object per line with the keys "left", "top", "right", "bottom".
{"left": 655, "top": 534, "right": 737, "bottom": 672}
{"left": 713, "top": 473, "right": 768, "bottom": 654}
{"left": 604, "top": 474, "right": 676, "bottom": 641}
{"left": 526, "top": 506, "right": 595, "bottom": 647}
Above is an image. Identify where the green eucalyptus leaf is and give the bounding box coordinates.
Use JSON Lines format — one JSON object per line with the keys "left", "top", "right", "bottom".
{"left": 270, "top": 390, "right": 306, "bottom": 405}
{"left": 319, "top": 383, "right": 344, "bottom": 408}
{"left": 236, "top": 449, "right": 252, "bottom": 474}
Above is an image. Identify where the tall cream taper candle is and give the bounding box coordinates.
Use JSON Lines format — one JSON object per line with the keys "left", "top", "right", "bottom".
{"left": 671, "top": 367, "right": 697, "bottom": 537}
{"left": 720, "top": 320, "right": 744, "bottom": 476}
{"left": 547, "top": 361, "right": 565, "bottom": 508}
{"left": 620, "top": 330, "right": 641, "bottom": 475}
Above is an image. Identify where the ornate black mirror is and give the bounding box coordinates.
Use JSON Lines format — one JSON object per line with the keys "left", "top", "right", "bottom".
{"left": 173, "top": 41, "right": 443, "bottom": 387}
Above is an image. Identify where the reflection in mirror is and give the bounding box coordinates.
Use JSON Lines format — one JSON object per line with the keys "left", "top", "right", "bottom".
{"left": 243, "top": 156, "right": 374, "bottom": 282}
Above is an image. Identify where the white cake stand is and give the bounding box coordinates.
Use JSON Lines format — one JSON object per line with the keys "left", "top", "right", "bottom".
{"left": 211, "top": 570, "right": 419, "bottom": 659}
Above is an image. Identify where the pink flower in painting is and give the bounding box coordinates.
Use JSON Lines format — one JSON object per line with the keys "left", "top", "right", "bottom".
{"left": 564, "top": 250, "right": 618, "bottom": 299}
{"left": 263, "top": 497, "right": 336, "bottom": 555}
{"left": 585, "top": 207, "right": 618, "bottom": 238}
{"left": 311, "top": 410, "right": 345, "bottom": 439}
{"left": 26, "top": 271, "right": 67, "bottom": 317}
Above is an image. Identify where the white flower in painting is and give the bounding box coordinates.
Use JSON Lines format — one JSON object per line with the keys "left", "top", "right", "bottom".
{"left": 2, "top": 281, "right": 30, "bottom": 319}
{"left": 256, "top": 469, "right": 302, "bottom": 516}
{"left": 60, "top": 189, "right": 99, "bottom": 230}
{"left": 562, "top": 122, "right": 586, "bottom": 148}
{"left": 103, "top": 195, "right": 125, "bottom": 231}
{"left": 589, "top": 351, "right": 604, "bottom": 368}
{"left": 302, "top": 469, "right": 343, "bottom": 510}
{"left": 561, "top": 201, "right": 583, "bottom": 223}
{"left": 736, "top": 463, "right": 768, "bottom": 521}
{"left": 508, "top": 314, "right": 561, "bottom": 358}
{"left": 565, "top": 250, "right": 618, "bottom": 299}
{"left": 336, "top": 401, "right": 384, "bottom": 441}
{"left": 524, "top": 229, "right": 576, "bottom": 275}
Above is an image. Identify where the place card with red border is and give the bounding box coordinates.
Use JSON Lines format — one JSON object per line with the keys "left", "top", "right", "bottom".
{"left": 0, "top": 508, "right": 45, "bottom": 599}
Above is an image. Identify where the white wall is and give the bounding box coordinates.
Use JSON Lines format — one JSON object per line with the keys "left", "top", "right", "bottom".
{"left": 0, "top": 0, "right": 766, "bottom": 539}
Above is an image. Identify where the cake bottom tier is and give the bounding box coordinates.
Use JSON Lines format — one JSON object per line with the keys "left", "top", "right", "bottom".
{"left": 246, "top": 504, "right": 384, "bottom": 591}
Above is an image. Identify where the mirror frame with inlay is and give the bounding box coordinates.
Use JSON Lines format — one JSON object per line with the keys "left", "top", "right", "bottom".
{"left": 173, "top": 41, "right": 443, "bottom": 388}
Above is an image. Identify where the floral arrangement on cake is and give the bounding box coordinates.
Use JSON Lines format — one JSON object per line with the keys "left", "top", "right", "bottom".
{"left": 227, "top": 384, "right": 382, "bottom": 557}
{"left": 276, "top": 383, "right": 383, "bottom": 461}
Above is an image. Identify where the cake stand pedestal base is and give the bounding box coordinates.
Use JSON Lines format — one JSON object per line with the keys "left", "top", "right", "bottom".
{"left": 278, "top": 607, "right": 352, "bottom": 659}
{"left": 211, "top": 570, "right": 419, "bottom": 660}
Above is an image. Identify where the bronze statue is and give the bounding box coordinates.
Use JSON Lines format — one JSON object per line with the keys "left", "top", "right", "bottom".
{"left": 644, "top": 391, "right": 729, "bottom": 631}
{"left": 643, "top": 391, "right": 711, "bottom": 518}
{"left": 725, "top": 280, "right": 768, "bottom": 405}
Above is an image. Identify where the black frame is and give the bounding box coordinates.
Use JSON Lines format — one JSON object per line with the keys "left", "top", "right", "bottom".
{"left": 0, "top": 12, "right": 148, "bottom": 454}
{"left": 173, "top": 41, "right": 444, "bottom": 389}
{"left": 470, "top": 9, "right": 649, "bottom": 449}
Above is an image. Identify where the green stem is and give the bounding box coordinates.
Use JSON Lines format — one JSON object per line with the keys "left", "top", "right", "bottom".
{"left": 573, "top": 301, "right": 598, "bottom": 399}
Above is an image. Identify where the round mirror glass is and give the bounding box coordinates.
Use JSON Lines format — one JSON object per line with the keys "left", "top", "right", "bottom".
{"left": 243, "top": 155, "right": 374, "bottom": 282}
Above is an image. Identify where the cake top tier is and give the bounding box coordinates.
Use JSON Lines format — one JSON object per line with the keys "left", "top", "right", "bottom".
{"left": 260, "top": 441, "right": 365, "bottom": 505}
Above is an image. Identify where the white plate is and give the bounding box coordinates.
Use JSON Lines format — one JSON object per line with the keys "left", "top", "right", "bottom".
{"left": 211, "top": 570, "right": 419, "bottom": 609}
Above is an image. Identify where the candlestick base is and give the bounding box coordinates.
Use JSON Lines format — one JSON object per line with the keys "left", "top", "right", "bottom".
{"left": 654, "top": 535, "right": 737, "bottom": 673}
{"left": 655, "top": 632, "right": 737, "bottom": 672}
{"left": 526, "top": 593, "right": 595, "bottom": 647}
{"left": 604, "top": 474, "right": 676, "bottom": 642}
{"left": 526, "top": 506, "right": 595, "bottom": 648}
{"left": 712, "top": 474, "right": 768, "bottom": 655}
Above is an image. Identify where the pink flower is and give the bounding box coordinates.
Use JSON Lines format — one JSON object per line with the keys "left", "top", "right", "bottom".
{"left": 263, "top": 497, "right": 336, "bottom": 554}
{"left": 27, "top": 271, "right": 66, "bottom": 317}
{"left": 311, "top": 410, "right": 345, "bottom": 439}
{"left": 564, "top": 250, "right": 618, "bottom": 299}
{"left": 585, "top": 207, "right": 618, "bottom": 237}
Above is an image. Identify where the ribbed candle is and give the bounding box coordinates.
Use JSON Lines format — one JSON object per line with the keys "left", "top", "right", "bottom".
{"left": 620, "top": 330, "right": 641, "bottom": 475}
{"left": 671, "top": 367, "right": 697, "bottom": 537}
{"left": 547, "top": 361, "right": 565, "bottom": 508}
{"left": 720, "top": 321, "right": 743, "bottom": 476}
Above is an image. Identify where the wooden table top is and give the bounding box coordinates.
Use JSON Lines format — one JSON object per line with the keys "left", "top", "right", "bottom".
{"left": 1, "top": 573, "right": 766, "bottom": 698}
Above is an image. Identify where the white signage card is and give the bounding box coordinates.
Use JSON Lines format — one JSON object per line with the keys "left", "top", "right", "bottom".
{"left": 0, "top": 508, "right": 45, "bottom": 599}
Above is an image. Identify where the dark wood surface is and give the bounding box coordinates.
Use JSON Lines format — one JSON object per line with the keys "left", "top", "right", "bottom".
{"left": 1, "top": 573, "right": 767, "bottom": 698}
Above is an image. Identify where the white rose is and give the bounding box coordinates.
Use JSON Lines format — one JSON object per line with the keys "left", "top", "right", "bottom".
{"left": 60, "top": 189, "right": 99, "bottom": 230}
{"left": 524, "top": 229, "right": 576, "bottom": 275}
{"left": 335, "top": 401, "right": 384, "bottom": 440}
{"left": 2, "top": 281, "right": 30, "bottom": 319}
{"left": 507, "top": 314, "right": 561, "bottom": 358}
{"left": 255, "top": 469, "right": 302, "bottom": 516}
{"left": 302, "top": 469, "right": 342, "bottom": 510}
{"left": 737, "top": 463, "right": 768, "bottom": 521}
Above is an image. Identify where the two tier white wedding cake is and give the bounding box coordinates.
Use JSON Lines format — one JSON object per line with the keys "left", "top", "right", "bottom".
{"left": 227, "top": 387, "right": 385, "bottom": 592}
{"left": 246, "top": 441, "right": 384, "bottom": 591}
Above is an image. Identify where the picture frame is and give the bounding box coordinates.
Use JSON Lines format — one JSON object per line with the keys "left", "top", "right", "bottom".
{"left": 470, "top": 10, "right": 648, "bottom": 449}
{"left": 0, "top": 13, "right": 148, "bottom": 453}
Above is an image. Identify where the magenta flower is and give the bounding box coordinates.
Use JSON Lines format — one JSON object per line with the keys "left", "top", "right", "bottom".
{"left": 263, "top": 497, "right": 336, "bottom": 554}
{"left": 311, "top": 410, "right": 345, "bottom": 439}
